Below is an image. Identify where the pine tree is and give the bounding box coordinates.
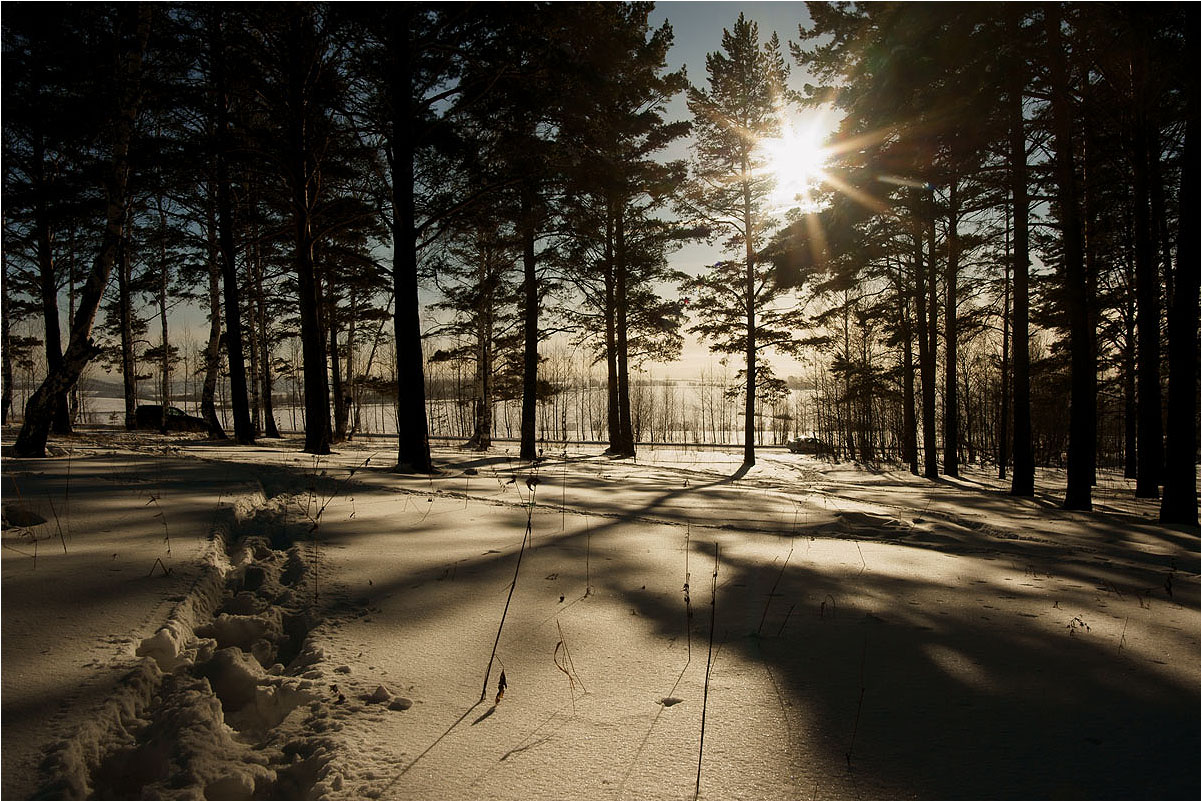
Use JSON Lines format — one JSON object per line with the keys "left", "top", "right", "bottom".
{"left": 556, "top": 3, "right": 690, "bottom": 457}
{"left": 14, "top": 4, "right": 153, "bottom": 458}
{"left": 682, "top": 13, "right": 791, "bottom": 468}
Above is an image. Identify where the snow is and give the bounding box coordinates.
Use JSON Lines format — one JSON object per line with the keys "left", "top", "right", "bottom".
{"left": 2, "top": 428, "right": 1198, "bottom": 799}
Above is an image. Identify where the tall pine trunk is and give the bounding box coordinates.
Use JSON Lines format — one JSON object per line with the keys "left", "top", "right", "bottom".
{"left": 615, "top": 204, "right": 635, "bottom": 457}
{"left": 287, "top": 10, "right": 329, "bottom": 455}
{"left": 1130, "top": 26, "right": 1163, "bottom": 499}
{"left": 1007, "top": 6, "right": 1034, "bottom": 496}
{"left": 389, "top": 9, "right": 432, "bottom": 471}
{"left": 1045, "top": 4, "right": 1093, "bottom": 510}
{"left": 1159, "top": 82, "right": 1198, "bottom": 525}
{"left": 603, "top": 209, "right": 620, "bottom": 453}
{"left": 917, "top": 193, "right": 938, "bottom": 479}
{"left": 201, "top": 197, "right": 226, "bottom": 437}
{"left": 519, "top": 180, "right": 539, "bottom": 461}
{"left": 156, "top": 194, "right": 171, "bottom": 430}
{"left": 2, "top": 224, "right": 13, "bottom": 425}
{"left": 943, "top": 180, "right": 960, "bottom": 477}
{"left": 901, "top": 251, "right": 918, "bottom": 475}
{"left": 15, "top": 4, "right": 151, "bottom": 457}
{"left": 998, "top": 207, "right": 1011, "bottom": 481}
{"left": 742, "top": 158, "right": 756, "bottom": 468}
{"left": 117, "top": 232, "right": 137, "bottom": 429}
{"left": 213, "top": 9, "right": 255, "bottom": 445}
{"left": 33, "top": 137, "right": 72, "bottom": 434}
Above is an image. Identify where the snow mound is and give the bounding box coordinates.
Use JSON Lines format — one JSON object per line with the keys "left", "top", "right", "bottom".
{"left": 197, "top": 647, "right": 316, "bottom": 733}
{"left": 38, "top": 660, "right": 162, "bottom": 799}
{"left": 42, "top": 489, "right": 340, "bottom": 798}
{"left": 88, "top": 671, "right": 275, "bottom": 800}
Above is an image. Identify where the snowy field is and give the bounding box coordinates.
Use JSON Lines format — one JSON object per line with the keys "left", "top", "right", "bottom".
{"left": 2, "top": 427, "right": 1198, "bottom": 799}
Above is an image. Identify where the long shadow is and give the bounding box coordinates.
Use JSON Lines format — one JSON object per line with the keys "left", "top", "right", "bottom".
{"left": 619, "top": 547, "right": 1200, "bottom": 799}
{"left": 12, "top": 444, "right": 1195, "bottom": 798}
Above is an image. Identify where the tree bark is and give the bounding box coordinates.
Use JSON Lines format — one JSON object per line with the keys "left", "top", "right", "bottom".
{"left": 917, "top": 191, "right": 938, "bottom": 480}
{"left": 468, "top": 255, "right": 494, "bottom": 450}
{"left": 331, "top": 311, "right": 348, "bottom": 442}
{"left": 255, "top": 253, "right": 280, "bottom": 438}
{"left": 1007, "top": 6, "right": 1034, "bottom": 496}
{"left": 902, "top": 249, "right": 919, "bottom": 475}
{"left": 615, "top": 202, "right": 635, "bottom": 457}
{"left": 603, "top": 207, "right": 620, "bottom": 453}
{"left": 155, "top": 190, "right": 171, "bottom": 432}
{"left": 213, "top": 8, "right": 255, "bottom": 446}
{"left": 1045, "top": 4, "right": 1092, "bottom": 510}
{"left": 117, "top": 231, "right": 137, "bottom": 430}
{"left": 1159, "top": 80, "right": 1198, "bottom": 525}
{"left": 519, "top": 179, "right": 539, "bottom": 462}
{"left": 15, "top": 4, "right": 152, "bottom": 457}
{"left": 2, "top": 231, "right": 13, "bottom": 425}
{"left": 742, "top": 157, "right": 756, "bottom": 468}
{"left": 201, "top": 195, "right": 226, "bottom": 437}
{"left": 33, "top": 136, "right": 72, "bottom": 434}
{"left": 389, "top": 8, "right": 432, "bottom": 472}
{"left": 1130, "top": 28, "right": 1163, "bottom": 499}
{"left": 943, "top": 180, "right": 960, "bottom": 477}
{"left": 998, "top": 205, "right": 1011, "bottom": 480}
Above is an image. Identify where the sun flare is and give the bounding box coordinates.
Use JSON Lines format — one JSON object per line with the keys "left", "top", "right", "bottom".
{"left": 759, "top": 121, "right": 830, "bottom": 212}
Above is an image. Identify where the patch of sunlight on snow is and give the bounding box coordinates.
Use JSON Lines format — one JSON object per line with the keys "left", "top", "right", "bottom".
{"left": 923, "top": 643, "right": 994, "bottom": 691}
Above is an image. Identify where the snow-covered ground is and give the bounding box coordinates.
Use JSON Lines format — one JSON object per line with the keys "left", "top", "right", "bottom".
{"left": 2, "top": 427, "right": 1198, "bottom": 799}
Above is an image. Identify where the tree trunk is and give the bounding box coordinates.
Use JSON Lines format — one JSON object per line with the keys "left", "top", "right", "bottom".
{"left": 213, "top": 9, "right": 255, "bottom": 446}
{"left": 155, "top": 191, "right": 171, "bottom": 432}
{"left": 943, "top": 180, "right": 960, "bottom": 477}
{"left": 603, "top": 208, "right": 620, "bottom": 453}
{"left": 1045, "top": 4, "right": 1092, "bottom": 511}
{"left": 246, "top": 178, "right": 279, "bottom": 438}
{"left": 202, "top": 199, "right": 226, "bottom": 438}
{"left": 1007, "top": 5, "right": 1034, "bottom": 496}
{"left": 33, "top": 137, "right": 72, "bottom": 434}
{"left": 519, "top": 180, "right": 539, "bottom": 462}
{"left": 901, "top": 251, "right": 919, "bottom": 475}
{"left": 15, "top": 4, "right": 151, "bottom": 457}
{"left": 1159, "top": 81, "right": 1198, "bottom": 525}
{"left": 615, "top": 202, "right": 635, "bottom": 457}
{"left": 245, "top": 279, "right": 261, "bottom": 435}
{"left": 1081, "top": 96, "right": 1101, "bottom": 487}
{"left": 2, "top": 234, "right": 13, "bottom": 425}
{"left": 742, "top": 158, "right": 756, "bottom": 468}
{"left": 917, "top": 193, "right": 938, "bottom": 480}
{"left": 998, "top": 205, "right": 1011, "bottom": 480}
{"left": 389, "top": 9, "right": 432, "bottom": 472}
{"left": 257, "top": 261, "right": 280, "bottom": 438}
{"left": 1130, "top": 32, "right": 1163, "bottom": 499}
{"left": 117, "top": 232, "right": 137, "bottom": 430}
{"left": 344, "top": 286, "right": 356, "bottom": 440}
{"left": 331, "top": 312, "right": 348, "bottom": 443}
{"left": 468, "top": 267, "right": 493, "bottom": 449}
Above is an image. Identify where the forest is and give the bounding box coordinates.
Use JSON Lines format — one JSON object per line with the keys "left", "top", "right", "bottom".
{"left": 3, "top": 2, "right": 1197, "bottom": 524}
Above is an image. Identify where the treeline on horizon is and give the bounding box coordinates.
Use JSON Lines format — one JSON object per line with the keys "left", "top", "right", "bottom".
{"left": 2, "top": 3, "right": 1196, "bottom": 524}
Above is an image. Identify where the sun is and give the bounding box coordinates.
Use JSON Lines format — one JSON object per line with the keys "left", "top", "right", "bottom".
{"left": 758, "top": 121, "right": 830, "bottom": 212}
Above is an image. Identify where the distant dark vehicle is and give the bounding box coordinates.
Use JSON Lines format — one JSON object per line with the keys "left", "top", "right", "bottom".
{"left": 134, "top": 405, "right": 209, "bottom": 433}
{"left": 786, "top": 436, "right": 827, "bottom": 455}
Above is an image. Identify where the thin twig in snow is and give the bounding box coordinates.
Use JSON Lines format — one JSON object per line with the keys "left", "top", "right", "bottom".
{"left": 757, "top": 543, "right": 793, "bottom": 636}
{"left": 481, "top": 474, "right": 538, "bottom": 703}
{"left": 46, "top": 496, "right": 67, "bottom": 554}
{"left": 696, "top": 541, "right": 719, "bottom": 800}
{"left": 846, "top": 633, "right": 868, "bottom": 770}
